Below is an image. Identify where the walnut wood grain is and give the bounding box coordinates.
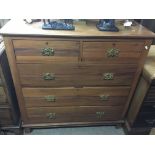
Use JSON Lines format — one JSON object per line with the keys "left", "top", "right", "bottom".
{"left": 22, "top": 87, "right": 130, "bottom": 107}
{"left": 17, "top": 63, "right": 137, "bottom": 87}
{"left": 26, "top": 106, "right": 124, "bottom": 124}
{"left": 13, "top": 39, "right": 80, "bottom": 62}
{"left": 83, "top": 41, "right": 144, "bottom": 63}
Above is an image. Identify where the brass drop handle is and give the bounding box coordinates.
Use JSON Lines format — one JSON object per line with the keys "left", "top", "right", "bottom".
{"left": 43, "top": 73, "right": 55, "bottom": 80}
{"left": 45, "top": 95, "right": 56, "bottom": 102}
{"left": 106, "top": 48, "right": 119, "bottom": 57}
{"left": 96, "top": 112, "right": 105, "bottom": 118}
{"left": 46, "top": 113, "right": 56, "bottom": 119}
{"left": 42, "top": 48, "right": 55, "bottom": 56}
{"left": 100, "top": 95, "right": 109, "bottom": 101}
{"left": 103, "top": 73, "right": 114, "bottom": 80}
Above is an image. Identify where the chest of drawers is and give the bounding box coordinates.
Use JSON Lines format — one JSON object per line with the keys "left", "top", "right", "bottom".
{"left": 0, "top": 20, "right": 154, "bottom": 130}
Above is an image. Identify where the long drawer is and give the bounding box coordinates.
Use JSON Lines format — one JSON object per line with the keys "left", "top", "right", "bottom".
{"left": 83, "top": 41, "right": 145, "bottom": 63}
{"left": 13, "top": 39, "right": 80, "bottom": 62}
{"left": 26, "top": 106, "right": 124, "bottom": 124}
{"left": 22, "top": 87, "right": 130, "bottom": 107}
{"left": 17, "top": 63, "right": 137, "bottom": 87}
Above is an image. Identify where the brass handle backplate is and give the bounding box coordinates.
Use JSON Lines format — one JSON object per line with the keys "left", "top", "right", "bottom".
{"left": 96, "top": 112, "right": 105, "bottom": 118}
{"left": 46, "top": 113, "right": 56, "bottom": 119}
{"left": 103, "top": 73, "right": 114, "bottom": 80}
{"left": 45, "top": 95, "right": 56, "bottom": 102}
{"left": 100, "top": 95, "right": 109, "bottom": 101}
{"left": 43, "top": 73, "right": 55, "bottom": 80}
{"left": 42, "top": 48, "right": 55, "bottom": 56}
{"left": 106, "top": 48, "right": 119, "bottom": 57}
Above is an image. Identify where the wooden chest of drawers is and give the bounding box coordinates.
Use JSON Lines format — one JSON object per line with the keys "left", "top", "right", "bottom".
{"left": 0, "top": 20, "right": 154, "bottom": 130}
{"left": 0, "top": 42, "right": 20, "bottom": 132}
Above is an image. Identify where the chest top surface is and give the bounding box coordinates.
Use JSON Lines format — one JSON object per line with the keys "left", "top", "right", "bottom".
{"left": 0, "top": 20, "right": 155, "bottom": 38}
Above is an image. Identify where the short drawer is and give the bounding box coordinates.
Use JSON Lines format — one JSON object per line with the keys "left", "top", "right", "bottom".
{"left": 22, "top": 87, "right": 130, "bottom": 107}
{"left": 26, "top": 106, "right": 124, "bottom": 124}
{"left": 0, "top": 108, "right": 13, "bottom": 125}
{"left": 17, "top": 63, "right": 137, "bottom": 87}
{"left": 13, "top": 39, "right": 80, "bottom": 62}
{"left": 83, "top": 41, "right": 145, "bottom": 63}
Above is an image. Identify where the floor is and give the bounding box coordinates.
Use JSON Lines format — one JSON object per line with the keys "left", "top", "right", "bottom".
{"left": 29, "top": 126, "right": 125, "bottom": 135}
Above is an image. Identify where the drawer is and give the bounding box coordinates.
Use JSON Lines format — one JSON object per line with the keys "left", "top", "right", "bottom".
{"left": 26, "top": 106, "right": 124, "bottom": 124}
{"left": 0, "top": 108, "right": 13, "bottom": 125}
{"left": 83, "top": 41, "right": 145, "bottom": 63}
{"left": 22, "top": 87, "right": 130, "bottom": 107}
{"left": 17, "top": 63, "right": 137, "bottom": 87}
{"left": 13, "top": 39, "right": 80, "bottom": 62}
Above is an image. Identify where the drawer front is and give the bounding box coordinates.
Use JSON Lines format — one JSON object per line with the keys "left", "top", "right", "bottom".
{"left": 22, "top": 87, "right": 130, "bottom": 107}
{"left": 83, "top": 41, "right": 145, "bottom": 63}
{"left": 17, "top": 63, "right": 137, "bottom": 87}
{"left": 0, "top": 108, "right": 13, "bottom": 125}
{"left": 27, "top": 106, "right": 124, "bottom": 124}
{"left": 13, "top": 40, "right": 80, "bottom": 62}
